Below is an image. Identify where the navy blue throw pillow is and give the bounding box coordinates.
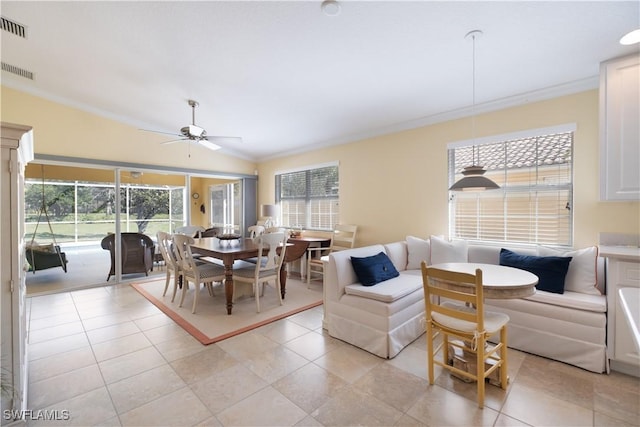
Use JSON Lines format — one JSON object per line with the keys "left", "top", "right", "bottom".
{"left": 499, "top": 248, "right": 572, "bottom": 294}
{"left": 350, "top": 252, "right": 400, "bottom": 286}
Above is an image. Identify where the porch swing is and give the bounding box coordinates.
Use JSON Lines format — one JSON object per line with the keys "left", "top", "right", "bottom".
{"left": 25, "top": 166, "right": 68, "bottom": 273}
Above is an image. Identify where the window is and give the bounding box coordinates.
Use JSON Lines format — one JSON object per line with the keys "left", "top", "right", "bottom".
{"left": 448, "top": 125, "right": 574, "bottom": 246}
{"left": 276, "top": 163, "right": 339, "bottom": 230}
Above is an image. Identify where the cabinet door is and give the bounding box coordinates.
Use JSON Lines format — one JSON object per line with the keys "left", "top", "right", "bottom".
{"left": 600, "top": 54, "right": 640, "bottom": 201}
{"left": 610, "top": 260, "right": 640, "bottom": 370}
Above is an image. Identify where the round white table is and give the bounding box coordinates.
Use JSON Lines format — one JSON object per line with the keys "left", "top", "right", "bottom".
{"left": 428, "top": 262, "right": 538, "bottom": 299}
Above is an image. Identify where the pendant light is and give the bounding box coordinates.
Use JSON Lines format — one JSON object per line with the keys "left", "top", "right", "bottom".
{"left": 449, "top": 30, "right": 500, "bottom": 192}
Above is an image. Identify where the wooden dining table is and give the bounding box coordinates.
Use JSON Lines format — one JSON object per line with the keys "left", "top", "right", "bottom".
{"left": 287, "top": 235, "right": 332, "bottom": 280}
{"left": 190, "top": 236, "right": 311, "bottom": 315}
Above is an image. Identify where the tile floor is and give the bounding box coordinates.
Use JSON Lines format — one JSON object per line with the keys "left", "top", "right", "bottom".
{"left": 25, "top": 281, "right": 640, "bottom": 427}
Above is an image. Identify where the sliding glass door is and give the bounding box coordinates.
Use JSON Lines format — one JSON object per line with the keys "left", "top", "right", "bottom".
{"left": 209, "top": 181, "right": 242, "bottom": 234}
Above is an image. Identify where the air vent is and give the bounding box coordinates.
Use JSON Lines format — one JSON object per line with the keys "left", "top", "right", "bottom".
{"left": 1, "top": 62, "right": 34, "bottom": 80}
{"left": 1, "top": 16, "right": 27, "bottom": 38}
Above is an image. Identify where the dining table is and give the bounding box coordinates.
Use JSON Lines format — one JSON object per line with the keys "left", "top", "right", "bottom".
{"left": 191, "top": 236, "right": 307, "bottom": 315}
{"left": 287, "top": 235, "right": 332, "bottom": 280}
{"left": 428, "top": 262, "right": 538, "bottom": 299}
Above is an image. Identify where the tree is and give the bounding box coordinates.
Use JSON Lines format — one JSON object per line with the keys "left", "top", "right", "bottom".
{"left": 124, "top": 187, "right": 170, "bottom": 233}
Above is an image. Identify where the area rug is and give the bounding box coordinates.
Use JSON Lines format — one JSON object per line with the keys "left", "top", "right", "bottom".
{"left": 131, "top": 277, "right": 323, "bottom": 345}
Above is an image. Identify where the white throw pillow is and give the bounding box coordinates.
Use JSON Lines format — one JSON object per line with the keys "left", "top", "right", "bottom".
{"left": 430, "top": 235, "right": 468, "bottom": 265}
{"left": 537, "top": 245, "right": 600, "bottom": 295}
{"left": 406, "top": 236, "right": 431, "bottom": 270}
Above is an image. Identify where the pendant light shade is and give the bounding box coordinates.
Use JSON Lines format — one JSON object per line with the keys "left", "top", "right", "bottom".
{"left": 449, "top": 30, "right": 500, "bottom": 192}
{"left": 449, "top": 165, "right": 500, "bottom": 191}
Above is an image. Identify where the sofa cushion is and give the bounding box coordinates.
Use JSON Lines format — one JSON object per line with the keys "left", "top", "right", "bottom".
{"left": 537, "top": 245, "right": 600, "bottom": 295}
{"left": 499, "top": 248, "right": 572, "bottom": 294}
{"left": 524, "top": 289, "right": 607, "bottom": 313}
{"left": 406, "top": 236, "right": 431, "bottom": 269}
{"left": 350, "top": 252, "right": 400, "bottom": 286}
{"left": 430, "top": 236, "right": 468, "bottom": 264}
{"left": 345, "top": 273, "right": 422, "bottom": 303}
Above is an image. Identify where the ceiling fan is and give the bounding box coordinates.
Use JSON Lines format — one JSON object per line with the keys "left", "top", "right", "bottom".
{"left": 142, "top": 99, "right": 241, "bottom": 152}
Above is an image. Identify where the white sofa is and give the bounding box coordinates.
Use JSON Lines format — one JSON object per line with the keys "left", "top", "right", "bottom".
{"left": 324, "top": 237, "right": 608, "bottom": 373}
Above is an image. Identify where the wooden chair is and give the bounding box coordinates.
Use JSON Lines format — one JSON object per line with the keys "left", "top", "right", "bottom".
{"left": 306, "top": 224, "right": 357, "bottom": 285}
{"left": 172, "top": 233, "right": 225, "bottom": 314}
{"left": 231, "top": 232, "right": 287, "bottom": 313}
{"left": 156, "top": 231, "right": 182, "bottom": 302}
{"left": 248, "top": 225, "right": 265, "bottom": 240}
{"left": 421, "top": 263, "right": 509, "bottom": 408}
{"left": 174, "top": 225, "right": 206, "bottom": 238}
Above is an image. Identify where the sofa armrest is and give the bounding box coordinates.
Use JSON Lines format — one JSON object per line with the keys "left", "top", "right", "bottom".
{"left": 325, "top": 244, "right": 386, "bottom": 303}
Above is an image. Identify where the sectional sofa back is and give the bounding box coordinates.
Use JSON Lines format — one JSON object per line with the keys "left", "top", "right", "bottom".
{"left": 467, "top": 244, "right": 606, "bottom": 295}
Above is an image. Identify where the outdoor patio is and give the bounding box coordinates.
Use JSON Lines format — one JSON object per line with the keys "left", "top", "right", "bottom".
{"left": 26, "top": 242, "right": 165, "bottom": 295}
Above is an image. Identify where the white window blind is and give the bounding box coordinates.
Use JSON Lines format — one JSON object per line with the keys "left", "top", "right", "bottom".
{"left": 449, "top": 129, "right": 573, "bottom": 246}
{"left": 276, "top": 164, "right": 339, "bottom": 230}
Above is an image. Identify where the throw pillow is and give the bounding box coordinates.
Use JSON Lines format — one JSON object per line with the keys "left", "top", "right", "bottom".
{"left": 430, "top": 235, "right": 468, "bottom": 265}
{"left": 499, "top": 248, "right": 572, "bottom": 294}
{"left": 406, "top": 236, "right": 431, "bottom": 270}
{"left": 350, "top": 252, "right": 400, "bottom": 286}
{"left": 537, "top": 245, "right": 600, "bottom": 295}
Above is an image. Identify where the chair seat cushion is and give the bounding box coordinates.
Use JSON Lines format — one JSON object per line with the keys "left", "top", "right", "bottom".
{"left": 432, "top": 301, "right": 509, "bottom": 334}
{"left": 233, "top": 266, "right": 277, "bottom": 280}
{"left": 187, "top": 263, "right": 225, "bottom": 280}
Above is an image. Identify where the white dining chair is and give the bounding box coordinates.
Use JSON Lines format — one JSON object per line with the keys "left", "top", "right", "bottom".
{"left": 231, "top": 232, "right": 288, "bottom": 313}
{"left": 156, "top": 231, "right": 182, "bottom": 302}
{"left": 172, "top": 233, "right": 225, "bottom": 314}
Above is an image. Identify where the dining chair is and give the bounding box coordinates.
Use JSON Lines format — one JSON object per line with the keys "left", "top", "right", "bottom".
{"left": 172, "top": 233, "right": 225, "bottom": 314}
{"left": 231, "top": 232, "right": 288, "bottom": 313}
{"left": 174, "top": 225, "right": 206, "bottom": 238}
{"left": 306, "top": 224, "right": 357, "bottom": 286}
{"left": 421, "top": 262, "right": 510, "bottom": 408}
{"left": 156, "top": 231, "right": 183, "bottom": 302}
{"left": 248, "top": 225, "right": 265, "bottom": 240}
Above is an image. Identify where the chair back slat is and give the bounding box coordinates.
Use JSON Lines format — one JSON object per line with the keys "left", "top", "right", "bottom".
{"left": 256, "top": 232, "right": 287, "bottom": 272}
{"left": 171, "top": 233, "right": 198, "bottom": 275}
{"left": 421, "top": 263, "right": 485, "bottom": 332}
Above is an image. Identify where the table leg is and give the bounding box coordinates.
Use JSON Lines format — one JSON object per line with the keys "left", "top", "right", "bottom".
{"left": 280, "top": 263, "right": 287, "bottom": 299}
{"left": 224, "top": 261, "right": 234, "bottom": 315}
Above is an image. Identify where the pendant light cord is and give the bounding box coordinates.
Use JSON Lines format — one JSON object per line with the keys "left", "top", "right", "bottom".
{"left": 471, "top": 31, "right": 477, "bottom": 166}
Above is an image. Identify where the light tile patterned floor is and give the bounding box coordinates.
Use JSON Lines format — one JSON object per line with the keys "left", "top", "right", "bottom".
{"left": 24, "top": 281, "right": 640, "bottom": 426}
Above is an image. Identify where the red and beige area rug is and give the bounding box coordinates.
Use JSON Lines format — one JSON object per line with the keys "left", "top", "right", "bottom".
{"left": 131, "top": 277, "right": 323, "bottom": 345}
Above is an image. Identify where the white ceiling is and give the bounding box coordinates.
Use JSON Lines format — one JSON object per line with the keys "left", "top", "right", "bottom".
{"left": 1, "top": 1, "right": 638, "bottom": 161}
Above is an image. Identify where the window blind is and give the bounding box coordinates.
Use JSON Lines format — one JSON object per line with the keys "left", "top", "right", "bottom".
{"left": 276, "top": 164, "right": 339, "bottom": 230}
{"left": 449, "top": 130, "right": 573, "bottom": 246}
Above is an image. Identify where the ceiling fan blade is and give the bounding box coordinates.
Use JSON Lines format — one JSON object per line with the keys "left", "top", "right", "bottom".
{"left": 139, "top": 128, "right": 182, "bottom": 138}
{"left": 160, "top": 138, "right": 188, "bottom": 145}
{"left": 196, "top": 139, "right": 222, "bottom": 151}
{"left": 206, "top": 136, "right": 243, "bottom": 145}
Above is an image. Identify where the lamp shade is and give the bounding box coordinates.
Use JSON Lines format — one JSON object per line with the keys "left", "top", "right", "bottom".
{"left": 261, "top": 204, "right": 278, "bottom": 218}
{"left": 449, "top": 165, "right": 500, "bottom": 191}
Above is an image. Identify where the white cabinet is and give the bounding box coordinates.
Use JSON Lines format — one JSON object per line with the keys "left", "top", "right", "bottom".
{"left": 1, "top": 122, "right": 33, "bottom": 424}
{"left": 601, "top": 246, "right": 640, "bottom": 376}
{"left": 599, "top": 53, "right": 640, "bottom": 201}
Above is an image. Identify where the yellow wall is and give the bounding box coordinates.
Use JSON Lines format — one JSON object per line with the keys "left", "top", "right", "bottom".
{"left": 258, "top": 90, "right": 640, "bottom": 248}
{"left": 5, "top": 86, "right": 638, "bottom": 248}
{"left": 1, "top": 86, "right": 257, "bottom": 175}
